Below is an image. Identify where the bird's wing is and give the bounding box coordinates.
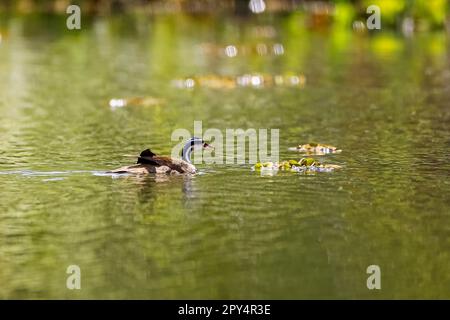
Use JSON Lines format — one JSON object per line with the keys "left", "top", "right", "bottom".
{"left": 136, "top": 149, "right": 193, "bottom": 173}
{"left": 140, "top": 149, "right": 157, "bottom": 158}
{"left": 136, "top": 150, "right": 185, "bottom": 173}
{"left": 137, "top": 149, "right": 158, "bottom": 165}
{"left": 151, "top": 156, "right": 186, "bottom": 173}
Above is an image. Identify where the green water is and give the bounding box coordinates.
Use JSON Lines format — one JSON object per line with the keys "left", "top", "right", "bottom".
{"left": 0, "top": 14, "right": 449, "bottom": 299}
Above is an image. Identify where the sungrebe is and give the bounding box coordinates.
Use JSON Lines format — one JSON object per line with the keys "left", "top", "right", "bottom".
{"left": 108, "top": 137, "right": 212, "bottom": 175}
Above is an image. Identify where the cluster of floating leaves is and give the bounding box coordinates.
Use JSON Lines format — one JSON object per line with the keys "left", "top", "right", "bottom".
{"left": 252, "top": 143, "right": 342, "bottom": 174}
{"left": 288, "top": 143, "right": 341, "bottom": 155}
{"left": 109, "top": 97, "right": 165, "bottom": 109}
{"left": 199, "top": 43, "right": 285, "bottom": 57}
{"left": 172, "top": 74, "right": 306, "bottom": 89}
{"left": 252, "top": 158, "right": 341, "bottom": 173}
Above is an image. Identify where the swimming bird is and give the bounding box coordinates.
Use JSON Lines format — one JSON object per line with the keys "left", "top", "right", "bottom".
{"left": 109, "top": 137, "right": 212, "bottom": 175}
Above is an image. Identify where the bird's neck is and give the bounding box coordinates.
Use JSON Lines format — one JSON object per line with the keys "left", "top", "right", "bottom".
{"left": 181, "top": 144, "right": 194, "bottom": 164}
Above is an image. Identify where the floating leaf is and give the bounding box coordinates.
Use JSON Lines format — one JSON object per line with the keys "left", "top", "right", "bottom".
{"left": 290, "top": 143, "right": 341, "bottom": 155}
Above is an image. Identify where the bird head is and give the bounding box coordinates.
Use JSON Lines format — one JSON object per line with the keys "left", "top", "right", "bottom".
{"left": 181, "top": 137, "right": 214, "bottom": 163}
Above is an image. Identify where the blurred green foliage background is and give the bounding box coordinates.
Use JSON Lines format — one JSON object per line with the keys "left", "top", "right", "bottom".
{"left": 0, "top": 0, "right": 448, "bottom": 31}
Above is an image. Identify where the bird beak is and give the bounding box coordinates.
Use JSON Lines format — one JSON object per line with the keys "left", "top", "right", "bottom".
{"left": 203, "top": 143, "right": 214, "bottom": 150}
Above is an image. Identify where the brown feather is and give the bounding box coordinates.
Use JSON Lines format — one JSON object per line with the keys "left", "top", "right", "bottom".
{"left": 110, "top": 151, "right": 196, "bottom": 175}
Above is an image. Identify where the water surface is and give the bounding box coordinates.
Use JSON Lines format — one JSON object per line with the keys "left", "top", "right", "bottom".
{"left": 0, "top": 14, "right": 449, "bottom": 299}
